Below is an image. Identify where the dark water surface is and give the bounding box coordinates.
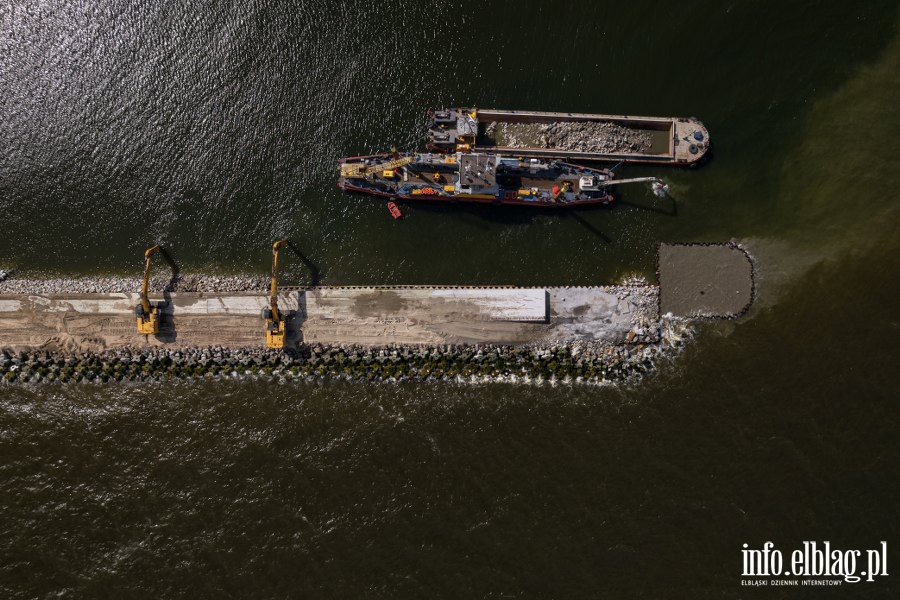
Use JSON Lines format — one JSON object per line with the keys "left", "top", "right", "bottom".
{"left": 2, "top": 1, "right": 900, "bottom": 597}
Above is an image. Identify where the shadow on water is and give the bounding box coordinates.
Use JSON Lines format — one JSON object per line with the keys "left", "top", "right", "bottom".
{"left": 566, "top": 211, "right": 613, "bottom": 244}
{"left": 159, "top": 247, "right": 180, "bottom": 293}
{"left": 400, "top": 197, "right": 617, "bottom": 227}
{"left": 617, "top": 193, "right": 678, "bottom": 217}
{"left": 285, "top": 240, "right": 322, "bottom": 287}
{"left": 394, "top": 197, "right": 622, "bottom": 246}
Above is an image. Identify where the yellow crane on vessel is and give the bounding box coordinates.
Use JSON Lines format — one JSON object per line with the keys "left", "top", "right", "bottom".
{"left": 340, "top": 147, "right": 417, "bottom": 179}
{"left": 135, "top": 244, "right": 162, "bottom": 335}
{"left": 264, "top": 240, "right": 288, "bottom": 349}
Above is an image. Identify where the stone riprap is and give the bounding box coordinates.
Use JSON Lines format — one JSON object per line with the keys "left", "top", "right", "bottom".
{"left": 485, "top": 121, "right": 653, "bottom": 154}
{"left": 0, "top": 341, "right": 674, "bottom": 385}
{"left": 0, "top": 273, "right": 268, "bottom": 295}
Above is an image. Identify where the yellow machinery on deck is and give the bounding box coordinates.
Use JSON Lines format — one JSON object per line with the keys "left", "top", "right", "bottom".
{"left": 264, "top": 240, "right": 288, "bottom": 349}
{"left": 135, "top": 244, "right": 162, "bottom": 335}
{"left": 340, "top": 154, "right": 415, "bottom": 178}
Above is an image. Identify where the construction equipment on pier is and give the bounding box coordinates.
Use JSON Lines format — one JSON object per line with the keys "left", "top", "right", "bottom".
{"left": 264, "top": 240, "right": 288, "bottom": 349}
{"left": 135, "top": 244, "right": 162, "bottom": 335}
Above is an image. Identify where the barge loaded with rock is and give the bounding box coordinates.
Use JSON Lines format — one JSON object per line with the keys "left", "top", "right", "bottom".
{"left": 426, "top": 108, "right": 710, "bottom": 166}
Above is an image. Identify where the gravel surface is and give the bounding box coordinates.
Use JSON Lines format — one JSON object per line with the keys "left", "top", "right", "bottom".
{"left": 0, "top": 273, "right": 269, "bottom": 294}
{"left": 486, "top": 120, "right": 653, "bottom": 154}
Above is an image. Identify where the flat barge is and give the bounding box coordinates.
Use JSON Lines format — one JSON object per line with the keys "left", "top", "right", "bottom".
{"left": 338, "top": 151, "right": 617, "bottom": 207}
{"left": 427, "top": 108, "right": 710, "bottom": 166}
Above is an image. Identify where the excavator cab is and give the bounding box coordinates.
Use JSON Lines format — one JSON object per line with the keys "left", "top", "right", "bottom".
{"left": 265, "top": 318, "right": 285, "bottom": 349}
{"left": 136, "top": 244, "right": 162, "bottom": 335}
{"left": 264, "top": 240, "right": 288, "bottom": 349}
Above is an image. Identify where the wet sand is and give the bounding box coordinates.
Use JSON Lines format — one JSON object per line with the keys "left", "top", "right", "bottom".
{"left": 658, "top": 244, "right": 754, "bottom": 317}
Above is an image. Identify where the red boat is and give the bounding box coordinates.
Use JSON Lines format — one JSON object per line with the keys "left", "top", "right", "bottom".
{"left": 387, "top": 201, "right": 402, "bottom": 219}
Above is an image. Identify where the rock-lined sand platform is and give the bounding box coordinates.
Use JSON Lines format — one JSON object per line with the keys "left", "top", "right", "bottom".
{"left": 0, "top": 285, "right": 658, "bottom": 353}
{"left": 0, "top": 244, "right": 752, "bottom": 384}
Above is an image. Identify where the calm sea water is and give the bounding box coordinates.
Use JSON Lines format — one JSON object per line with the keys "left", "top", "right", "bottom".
{"left": 2, "top": 1, "right": 899, "bottom": 597}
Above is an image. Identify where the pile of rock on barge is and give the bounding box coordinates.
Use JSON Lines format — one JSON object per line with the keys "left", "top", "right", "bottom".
{"left": 426, "top": 108, "right": 710, "bottom": 166}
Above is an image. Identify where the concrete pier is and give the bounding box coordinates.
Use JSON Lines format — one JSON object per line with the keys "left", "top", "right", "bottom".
{"left": 0, "top": 244, "right": 755, "bottom": 355}
{"left": 0, "top": 285, "right": 658, "bottom": 353}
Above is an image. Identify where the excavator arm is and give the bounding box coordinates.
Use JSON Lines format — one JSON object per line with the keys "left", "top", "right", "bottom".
{"left": 265, "top": 240, "right": 288, "bottom": 349}
{"left": 597, "top": 176, "right": 669, "bottom": 197}
{"left": 136, "top": 244, "right": 162, "bottom": 335}
{"left": 340, "top": 154, "right": 416, "bottom": 179}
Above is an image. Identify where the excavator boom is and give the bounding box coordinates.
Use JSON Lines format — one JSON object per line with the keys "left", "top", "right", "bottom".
{"left": 340, "top": 154, "right": 416, "bottom": 179}
{"left": 270, "top": 240, "right": 285, "bottom": 322}
{"left": 265, "top": 240, "right": 288, "bottom": 349}
{"left": 136, "top": 244, "right": 162, "bottom": 335}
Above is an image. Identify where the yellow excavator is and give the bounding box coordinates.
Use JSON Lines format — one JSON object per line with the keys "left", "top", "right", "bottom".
{"left": 264, "top": 240, "right": 288, "bottom": 349}
{"left": 136, "top": 244, "right": 162, "bottom": 335}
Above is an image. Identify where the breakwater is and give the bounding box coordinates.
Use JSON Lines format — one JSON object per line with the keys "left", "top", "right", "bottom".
{"left": 0, "top": 339, "right": 675, "bottom": 385}
{"left": 0, "top": 244, "right": 751, "bottom": 385}
{"left": 0, "top": 276, "right": 670, "bottom": 384}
